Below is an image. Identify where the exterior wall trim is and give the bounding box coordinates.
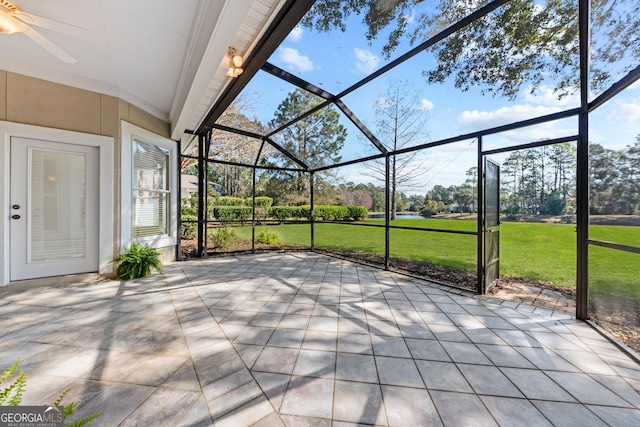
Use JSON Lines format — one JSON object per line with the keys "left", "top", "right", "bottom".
{"left": 120, "top": 121, "right": 178, "bottom": 252}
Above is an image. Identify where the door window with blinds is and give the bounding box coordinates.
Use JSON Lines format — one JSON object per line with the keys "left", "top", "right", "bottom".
{"left": 31, "top": 148, "right": 88, "bottom": 261}
{"left": 132, "top": 139, "right": 170, "bottom": 238}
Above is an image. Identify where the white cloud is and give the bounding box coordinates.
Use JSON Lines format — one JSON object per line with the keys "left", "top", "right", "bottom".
{"left": 457, "top": 104, "right": 577, "bottom": 146}
{"left": 458, "top": 104, "right": 561, "bottom": 130}
{"left": 405, "top": 9, "right": 416, "bottom": 24}
{"left": 607, "top": 101, "right": 640, "bottom": 122}
{"left": 278, "top": 47, "right": 313, "bottom": 72}
{"left": 419, "top": 99, "right": 434, "bottom": 111}
{"left": 524, "top": 85, "right": 580, "bottom": 108}
{"left": 630, "top": 80, "right": 640, "bottom": 90}
{"left": 287, "top": 25, "right": 303, "bottom": 42}
{"left": 354, "top": 48, "right": 379, "bottom": 74}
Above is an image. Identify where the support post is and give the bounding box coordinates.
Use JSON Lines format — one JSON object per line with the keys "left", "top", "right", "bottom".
{"left": 177, "top": 138, "right": 182, "bottom": 261}
{"left": 385, "top": 154, "right": 390, "bottom": 270}
{"left": 477, "top": 137, "right": 484, "bottom": 294}
{"left": 197, "top": 134, "right": 205, "bottom": 257}
{"left": 252, "top": 167, "right": 256, "bottom": 252}
{"left": 310, "top": 172, "right": 315, "bottom": 250}
{"left": 576, "top": 0, "right": 590, "bottom": 319}
{"left": 253, "top": 140, "right": 267, "bottom": 253}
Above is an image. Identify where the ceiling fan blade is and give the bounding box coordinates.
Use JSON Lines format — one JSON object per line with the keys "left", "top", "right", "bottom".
{"left": 14, "top": 11, "right": 91, "bottom": 39}
{"left": 23, "top": 26, "right": 76, "bottom": 63}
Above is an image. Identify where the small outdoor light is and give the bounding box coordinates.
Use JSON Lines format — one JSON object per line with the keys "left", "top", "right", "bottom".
{"left": 226, "top": 47, "right": 243, "bottom": 78}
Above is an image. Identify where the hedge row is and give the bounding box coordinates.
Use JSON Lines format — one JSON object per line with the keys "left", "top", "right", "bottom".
{"left": 182, "top": 194, "right": 369, "bottom": 221}
{"left": 311, "top": 205, "right": 369, "bottom": 221}
{"left": 184, "top": 205, "right": 369, "bottom": 222}
{"left": 212, "top": 196, "right": 273, "bottom": 209}
{"left": 213, "top": 206, "right": 253, "bottom": 221}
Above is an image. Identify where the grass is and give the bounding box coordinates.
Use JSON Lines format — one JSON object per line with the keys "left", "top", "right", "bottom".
{"left": 233, "top": 218, "right": 639, "bottom": 294}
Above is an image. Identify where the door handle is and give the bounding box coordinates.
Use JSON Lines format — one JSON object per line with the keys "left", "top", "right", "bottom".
{"left": 11, "top": 215, "right": 20, "bottom": 220}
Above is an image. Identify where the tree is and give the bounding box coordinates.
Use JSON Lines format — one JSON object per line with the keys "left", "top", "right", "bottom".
{"left": 408, "top": 194, "right": 425, "bottom": 211}
{"left": 548, "top": 143, "right": 576, "bottom": 202}
{"left": 340, "top": 184, "right": 374, "bottom": 209}
{"left": 500, "top": 143, "right": 576, "bottom": 215}
{"left": 303, "top": 0, "right": 640, "bottom": 99}
{"left": 619, "top": 139, "right": 640, "bottom": 213}
{"left": 452, "top": 183, "right": 474, "bottom": 213}
{"left": 427, "top": 184, "right": 453, "bottom": 205}
{"left": 212, "top": 95, "right": 267, "bottom": 196}
{"left": 465, "top": 167, "right": 478, "bottom": 213}
{"left": 262, "top": 88, "right": 347, "bottom": 203}
{"left": 365, "top": 79, "right": 431, "bottom": 219}
{"left": 182, "top": 95, "right": 268, "bottom": 198}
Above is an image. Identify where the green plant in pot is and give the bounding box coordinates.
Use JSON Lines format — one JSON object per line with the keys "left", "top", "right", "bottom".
{"left": 110, "top": 242, "right": 163, "bottom": 280}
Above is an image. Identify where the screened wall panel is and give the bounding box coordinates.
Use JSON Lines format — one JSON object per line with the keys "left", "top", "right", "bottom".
{"left": 588, "top": 245, "right": 640, "bottom": 350}
{"left": 313, "top": 223, "right": 385, "bottom": 259}
{"left": 388, "top": 228, "right": 477, "bottom": 291}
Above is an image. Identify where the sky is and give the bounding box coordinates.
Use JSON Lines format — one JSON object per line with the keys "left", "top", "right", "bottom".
{"left": 230, "top": 1, "right": 640, "bottom": 195}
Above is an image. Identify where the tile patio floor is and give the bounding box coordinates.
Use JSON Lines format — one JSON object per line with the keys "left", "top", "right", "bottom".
{"left": 1, "top": 252, "right": 639, "bottom": 426}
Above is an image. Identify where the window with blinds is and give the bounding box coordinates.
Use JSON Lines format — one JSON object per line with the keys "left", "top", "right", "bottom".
{"left": 132, "top": 139, "right": 171, "bottom": 238}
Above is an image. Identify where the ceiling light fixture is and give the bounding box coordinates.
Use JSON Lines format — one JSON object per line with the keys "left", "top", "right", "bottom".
{"left": 226, "top": 47, "right": 243, "bottom": 78}
{"left": 0, "top": 1, "right": 26, "bottom": 34}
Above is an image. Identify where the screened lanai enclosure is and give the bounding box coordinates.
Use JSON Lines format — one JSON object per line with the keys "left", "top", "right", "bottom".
{"left": 179, "top": 0, "right": 640, "bottom": 351}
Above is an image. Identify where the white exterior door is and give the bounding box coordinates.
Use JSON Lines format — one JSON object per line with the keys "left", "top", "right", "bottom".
{"left": 10, "top": 137, "right": 99, "bottom": 281}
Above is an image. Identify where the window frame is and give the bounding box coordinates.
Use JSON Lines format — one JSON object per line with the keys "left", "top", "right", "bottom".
{"left": 121, "top": 121, "right": 177, "bottom": 249}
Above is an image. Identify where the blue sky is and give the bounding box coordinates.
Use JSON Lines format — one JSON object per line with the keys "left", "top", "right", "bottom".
{"left": 233, "top": 3, "right": 640, "bottom": 194}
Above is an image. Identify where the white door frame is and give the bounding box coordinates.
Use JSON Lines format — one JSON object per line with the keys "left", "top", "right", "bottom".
{"left": 0, "top": 121, "right": 114, "bottom": 285}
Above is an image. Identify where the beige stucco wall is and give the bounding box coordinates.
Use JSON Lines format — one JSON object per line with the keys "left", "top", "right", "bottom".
{"left": 1, "top": 71, "right": 170, "bottom": 137}
{"left": 0, "top": 70, "right": 176, "bottom": 271}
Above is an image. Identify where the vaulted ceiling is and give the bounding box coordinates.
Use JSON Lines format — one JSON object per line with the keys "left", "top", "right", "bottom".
{"left": 0, "top": 0, "right": 293, "bottom": 140}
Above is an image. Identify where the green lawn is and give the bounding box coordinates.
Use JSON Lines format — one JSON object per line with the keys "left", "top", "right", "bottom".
{"left": 233, "top": 219, "right": 639, "bottom": 294}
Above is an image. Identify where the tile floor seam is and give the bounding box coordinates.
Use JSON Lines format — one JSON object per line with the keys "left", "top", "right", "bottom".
{"left": 167, "top": 275, "right": 287, "bottom": 426}
{"left": 235, "top": 272, "right": 315, "bottom": 425}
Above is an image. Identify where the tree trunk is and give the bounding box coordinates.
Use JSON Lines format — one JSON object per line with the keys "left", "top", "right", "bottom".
{"left": 391, "top": 156, "right": 397, "bottom": 220}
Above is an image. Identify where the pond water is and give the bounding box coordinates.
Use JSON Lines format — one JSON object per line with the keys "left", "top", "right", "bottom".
{"left": 367, "top": 213, "right": 423, "bottom": 219}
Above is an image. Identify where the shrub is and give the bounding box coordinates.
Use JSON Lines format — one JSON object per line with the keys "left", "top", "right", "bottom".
{"left": 540, "top": 191, "right": 566, "bottom": 215}
{"left": 334, "top": 206, "right": 350, "bottom": 220}
{"left": 217, "top": 196, "right": 245, "bottom": 206}
{"left": 213, "top": 206, "right": 252, "bottom": 222}
{"left": 254, "top": 207, "right": 268, "bottom": 221}
{"left": 180, "top": 196, "right": 197, "bottom": 217}
{"left": 110, "top": 242, "right": 163, "bottom": 280}
{"left": 314, "top": 205, "right": 332, "bottom": 220}
{"left": 181, "top": 215, "right": 197, "bottom": 239}
{"left": 420, "top": 207, "right": 434, "bottom": 217}
{"left": 182, "top": 194, "right": 218, "bottom": 219}
{"left": 270, "top": 205, "right": 367, "bottom": 221}
{"left": 503, "top": 204, "right": 521, "bottom": 220}
{"left": 209, "top": 226, "right": 236, "bottom": 250}
{"left": 207, "top": 195, "right": 217, "bottom": 219}
{"left": 298, "top": 205, "right": 311, "bottom": 220}
{"left": 347, "top": 205, "right": 368, "bottom": 220}
{"left": 255, "top": 229, "right": 281, "bottom": 246}
{"left": 253, "top": 196, "right": 273, "bottom": 209}
{"left": 421, "top": 200, "right": 445, "bottom": 217}
{"left": 270, "top": 206, "right": 296, "bottom": 222}
{"left": 316, "top": 205, "right": 348, "bottom": 220}
{"left": 251, "top": 197, "right": 274, "bottom": 221}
